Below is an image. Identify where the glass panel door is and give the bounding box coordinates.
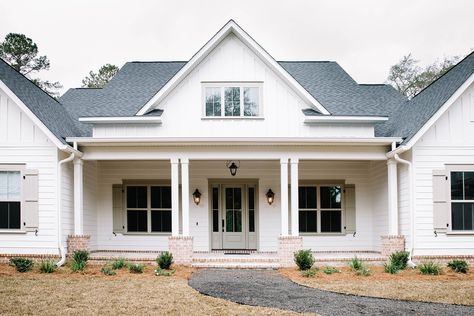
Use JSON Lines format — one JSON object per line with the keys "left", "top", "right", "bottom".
{"left": 222, "top": 186, "right": 245, "bottom": 249}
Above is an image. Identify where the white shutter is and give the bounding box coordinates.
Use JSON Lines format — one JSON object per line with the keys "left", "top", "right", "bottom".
{"left": 112, "top": 184, "right": 124, "bottom": 233}
{"left": 344, "top": 184, "right": 356, "bottom": 234}
{"left": 433, "top": 170, "right": 449, "bottom": 232}
{"left": 23, "top": 169, "right": 39, "bottom": 232}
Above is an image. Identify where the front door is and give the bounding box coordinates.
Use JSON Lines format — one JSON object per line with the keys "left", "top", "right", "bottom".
{"left": 222, "top": 185, "right": 245, "bottom": 249}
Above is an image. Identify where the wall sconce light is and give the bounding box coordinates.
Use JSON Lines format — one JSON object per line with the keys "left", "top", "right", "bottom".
{"left": 192, "top": 189, "right": 202, "bottom": 205}
{"left": 266, "top": 189, "right": 275, "bottom": 205}
{"left": 225, "top": 161, "right": 240, "bottom": 176}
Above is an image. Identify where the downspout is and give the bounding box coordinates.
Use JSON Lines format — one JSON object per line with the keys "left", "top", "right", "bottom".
{"left": 386, "top": 143, "right": 416, "bottom": 268}
{"left": 55, "top": 143, "right": 82, "bottom": 267}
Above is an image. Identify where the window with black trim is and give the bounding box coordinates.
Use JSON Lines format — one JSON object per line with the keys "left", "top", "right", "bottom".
{"left": 450, "top": 171, "right": 474, "bottom": 231}
{"left": 0, "top": 171, "right": 21, "bottom": 230}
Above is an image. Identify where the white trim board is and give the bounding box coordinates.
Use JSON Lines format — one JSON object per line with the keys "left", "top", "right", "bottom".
{"left": 304, "top": 116, "right": 388, "bottom": 124}
{"left": 135, "top": 20, "right": 330, "bottom": 116}
{"left": 79, "top": 117, "right": 162, "bottom": 124}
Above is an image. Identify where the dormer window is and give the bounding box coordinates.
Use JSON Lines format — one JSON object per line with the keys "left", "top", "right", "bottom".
{"left": 203, "top": 83, "right": 262, "bottom": 118}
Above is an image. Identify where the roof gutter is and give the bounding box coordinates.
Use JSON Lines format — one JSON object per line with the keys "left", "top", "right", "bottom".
{"left": 386, "top": 143, "right": 416, "bottom": 268}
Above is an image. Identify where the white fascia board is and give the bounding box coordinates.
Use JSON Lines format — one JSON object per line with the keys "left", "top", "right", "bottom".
{"left": 304, "top": 116, "right": 388, "bottom": 124}
{"left": 404, "top": 73, "right": 474, "bottom": 149}
{"left": 0, "top": 79, "right": 73, "bottom": 151}
{"left": 135, "top": 20, "right": 330, "bottom": 116}
{"left": 66, "top": 136, "right": 402, "bottom": 146}
{"left": 79, "top": 116, "right": 162, "bottom": 124}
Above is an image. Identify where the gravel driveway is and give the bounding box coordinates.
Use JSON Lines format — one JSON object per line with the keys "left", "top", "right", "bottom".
{"left": 189, "top": 269, "right": 474, "bottom": 316}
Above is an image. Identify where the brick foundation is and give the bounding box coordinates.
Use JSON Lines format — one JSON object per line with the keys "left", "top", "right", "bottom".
{"left": 67, "top": 235, "right": 90, "bottom": 255}
{"left": 380, "top": 235, "right": 405, "bottom": 257}
{"left": 278, "top": 236, "right": 303, "bottom": 267}
{"left": 168, "top": 236, "right": 193, "bottom": 266}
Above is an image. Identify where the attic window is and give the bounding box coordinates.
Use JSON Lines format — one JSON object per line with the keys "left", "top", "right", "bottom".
{"left": 203, "top": 83, "right": 262, "bottom": 118}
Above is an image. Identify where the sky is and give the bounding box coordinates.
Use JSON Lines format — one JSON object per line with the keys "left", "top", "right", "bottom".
{"left": 0, "top": 0, "right": 473, "bottom": 95}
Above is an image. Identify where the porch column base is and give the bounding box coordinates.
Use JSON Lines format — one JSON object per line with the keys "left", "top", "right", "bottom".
{"left": 381, "top": 235, "right": 405, "bottom": 257}
{"left": 278, "top": 236, "right": 303, "bottom": 267}
{"left": 168, "top": 236, "right": 193, "bottom": 266}
{"left": 67, "top": 235, "right": 90, "bottom": 256}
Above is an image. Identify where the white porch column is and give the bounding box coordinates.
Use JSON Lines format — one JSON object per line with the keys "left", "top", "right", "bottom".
{"left": 73, "top": 158, "right": 84, "bottom": 235}
{"left": 387, "top": 158, "right": 398, "bottom": 235}
{"left": 181, "top": 158, "right": 190, "bottom": 236}
{"left": 171, "top": 158, "right": 180, "bottom": 236}
{"left": 290, "top": 158, "right": 299, "bottom": 236}
{"left": 280, "top": 158, "right": 289, "bottom": 236}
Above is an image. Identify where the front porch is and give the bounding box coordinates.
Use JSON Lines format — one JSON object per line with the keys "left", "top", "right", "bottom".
{"left": 64, "top": 143, "right": 405, "bottom": 266}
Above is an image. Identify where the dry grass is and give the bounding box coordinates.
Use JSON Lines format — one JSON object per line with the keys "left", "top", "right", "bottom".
{"left": 281, "top": 265, "right": 474, "bottom": 306}
{"left": 0, "top": 264, "right": 298, "bottom": 316}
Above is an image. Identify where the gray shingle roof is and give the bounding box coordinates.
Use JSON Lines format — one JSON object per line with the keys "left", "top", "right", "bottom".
{"left": 0, "top": 58, "right": 83, "bottom": 144}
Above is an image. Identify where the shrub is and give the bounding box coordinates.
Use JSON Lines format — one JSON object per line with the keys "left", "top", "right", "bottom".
{"left": 323, "top": 266, "right": 340, "bottom": 274}
{"left": 155, "top": 267, "right": 175, "bottom": 276}
{"left": 9, "top": 257, "right": 34, "bottom": 273}
{"left": 447, "top": 259, "right": 468, "bottom": 273}
{"left": 294, "top": 249, "right": 315, "bottom": 271}
{"left": 39, "top": 260, "right": 56, "bottom": 273}
{"left": 301, "top": 267, "right": 318, "bottom": 278}
{"left": 349, "top": 256, "right": 363, "bottom": 271}
{"left": 156, "top": 251, "right": 173, "bottom": 270}
{"left": 388, "top": 251, "right": 410, "bottom": 270}
{"left": 70, "top": 250, "right": 89, "bottom": 272}
{"left": 110, "top": 258, "right": 127, "bottom": 270}
{"left": 101, "top": 265, "right": 116, "bottom": 276}
{"left": 419, "top": 262, "right": 442, "bottom": 275}
{"left": 384, "top": 262, "right": 400, "bottom": 274}
{"left": 129, "top": 263, "right": 145, "bottom": 274}
{"left": 355, "top": 266, "right": 371, "bottom": 276}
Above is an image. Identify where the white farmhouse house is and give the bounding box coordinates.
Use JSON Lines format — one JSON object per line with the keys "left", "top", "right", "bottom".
{"left": 0, "top": 21, "right": 473, "bottom": 267}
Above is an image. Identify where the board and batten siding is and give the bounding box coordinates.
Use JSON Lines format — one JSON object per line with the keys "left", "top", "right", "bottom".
{"left": 92, "top": 160, "right": 388, "bottom": 252}
{"left": 412, "top": 82, "right": 474, "bottom": 255}
{"left": 0, "top": 88, "right": 60, "bottom": 255}
{"left": 92, "top": 33, "right": 375, "bottom": 139}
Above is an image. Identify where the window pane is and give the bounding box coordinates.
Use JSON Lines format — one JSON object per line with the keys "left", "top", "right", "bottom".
{"left": 249, "top": 210, "right": 255, "bottom": 232}
{"left": 151, "top": 186, "right": 171, "bottom": 209}
{"left": 224, "top": 87, "right": 240, "bottom": 116}
{"left": 205, "top": 87, "right": 221, "bottom": 116}
{"left": 248, "top": 187, "right": 255, "bottom": 232}
{"left": 151, "top": 210, "right": 171, "bottom": 232}
{"left": 234, "top": 210, "right": 242, "bottom": 232}
{"left": 0, "top": 202, "right": 20, "bottom": 229}
{"left": 213, "top": 210, "right": 219, "bottom": 232}
{"left": 452, "top": 203, "right": 474, "bottom": 231}
{"left": 233, "top": 188, "right": 242, "bottom": 209}
{"left": 464, "top": 172, "right": 474, "bottom": 200}
{"left": 299, "top": 210, "right": 317, "bottom": 233}
{"left": 127, "top": 210, "right": 147, "bottom": 232}
{"left": 212, "top": 187, "right": 219, "bottom": 232}
{"left": 298, "top": 187, "right": 317, "bottom": 209}
{"left": 127, "top": 186, "right": 147, "bottom": 208}
{"left": 0, "top": 171, "right": 21, "bottom": 201}
{"left": 321, "top": 210, "right": 342, "bottom": 233}
{"left": 226, "top": 210, "right": 233, "bottom": 232}
{"left": 244, "top": 87, "right": 259, "bottom": 116}
{"left": 321, "top": 186, "right": 342, "bottom": 209}
{"left": 451, "top": 172, "right": 463, "bottom": 200}
{"left": 0, "top": 202, "right": 8, "bottom": 229}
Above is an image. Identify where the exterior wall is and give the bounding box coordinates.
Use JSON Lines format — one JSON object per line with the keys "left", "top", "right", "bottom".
{"left": 412, "top": 83, "right": 474, "bottom": 256}
{"left": 0, "top": 88, "right": 59, "bottom": 255}
{"left": 91, "top": 33, "right": 375, "bottom": 139}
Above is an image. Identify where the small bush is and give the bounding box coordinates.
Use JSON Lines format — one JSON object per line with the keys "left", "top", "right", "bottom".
{"left": 349, "top": 256, "right": 363, "bottom": 271}
{"left": 388, "top": 251, "right": 410, "bottom": 270}
{"left": 70, "top": 250, "right": 89, "bottom": 272}
{"left": 447, "top": 259, "right": 468, "bottom": 273}
{"left": 419, "top": 262, "right": 442, "bottom": 275}
{"left": 294, "top": 249, "right": 315, "bottom": 271}
{"left": 101, "top": 265, "right": 116, "bottom": 276}
{"left": 110, "top": 258, "right": 127, "bottom": 270}
{"left": 156, "top": 251, "right": 173, "bottom": 270}
{"left": 39, "top": 260, "right": 56, "bottom": 273}
{"left": 129, "top": 263, "right": 145, "bottom": 274}
{"left": 323, "top": 266, "right": 340, "bottom": 274}
{"left": 355, "top": 266, "right": 371, "bottom": 276}
{"left": 301, "top": 267, "right": 318, "bottom": 278}
{"left": 9, "top": 257, "right": 34, "bottom": 273}
{"left": 384, "top": 262, "right": 400, "bottom": 274}
{"left": 71, "top": 261, "right": 86, "bottom": 272}
{"left": 155, "top": 267, "right": 175, "bottom": 276}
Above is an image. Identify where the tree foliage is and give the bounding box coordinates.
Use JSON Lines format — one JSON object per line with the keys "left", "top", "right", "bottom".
{"left": 387, "top": 53, "right": 461, "bottom": 99}
{"left": 0, "top": 33, "right": 62, "bottom": 97}
{"left": 82, "top": 64, "right": 119, "bottom": 88}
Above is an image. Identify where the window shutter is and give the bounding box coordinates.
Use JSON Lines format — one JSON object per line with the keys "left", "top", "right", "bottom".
{"left": 433, "top": 170, "right": 449, "bottom": 232}
{"left": 112, "top": 184, "right": 124, "bottom": 233}
{"left": 344, "top": 184, "right": 356, "bottom": 234}
{"left": 23, "top": 169, "right": 39, "bottom": 232}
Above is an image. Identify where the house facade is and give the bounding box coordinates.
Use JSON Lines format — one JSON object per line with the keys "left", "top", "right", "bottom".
{"left": 0, "top": 21, "right": 473, "bottom": 267}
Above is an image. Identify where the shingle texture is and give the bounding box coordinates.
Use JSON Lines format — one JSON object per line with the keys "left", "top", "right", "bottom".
{"left": 0, "top": 58, "right": 82, "bottom": 144}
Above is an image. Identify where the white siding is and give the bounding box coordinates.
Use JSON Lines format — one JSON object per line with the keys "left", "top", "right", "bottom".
{"left": 369, "top": 161, "right": 388, "bottom": 251}
{"left": 91, "top": 33, "right": 375, "bottom": 139}
{"left": 412, "top": 83, "right": 474, "bottom": 255}
{"left": 0, "top": 89, "right": 59, "bottom": 255}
